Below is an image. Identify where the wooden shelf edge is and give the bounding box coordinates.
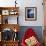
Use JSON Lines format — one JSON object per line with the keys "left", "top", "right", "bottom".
{"left": 0, "top": 24, "right": 20, "bottom": 32}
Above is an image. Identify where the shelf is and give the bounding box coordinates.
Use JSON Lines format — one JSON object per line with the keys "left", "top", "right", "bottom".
{"left": 0, "top": 24, "right": 20, "bottom": 32}
{"left": 1, "top": 41, "right": 19, "bottom": 46}
{"left": 0, "top": 7, "right": 20, "bottom": 46}
{"left": 2, "top": 40, "right": 19, "bottom": 43}
{"left": 0, "top": 7, "right": 19, "bottom": 9}
{"left": 1, "top": 15, "right": 18, "bottom": 24}
{"left": 0, "top": 7, "right": 19, "bottom": 24}
{"left": 0, "top": 7, "right": 19, "bottom": 16}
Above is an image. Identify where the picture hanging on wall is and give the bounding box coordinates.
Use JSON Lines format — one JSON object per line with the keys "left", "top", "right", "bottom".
{"left": 25, "top": 7, "right": 37, "bottom": 21}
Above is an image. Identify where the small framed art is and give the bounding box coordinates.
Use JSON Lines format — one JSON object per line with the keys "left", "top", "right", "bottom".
{"left": 2, "top": 10, "right": 9, "bottom": 15}
{"left": 25, "top": 7, "right": 37, "bottom": 21}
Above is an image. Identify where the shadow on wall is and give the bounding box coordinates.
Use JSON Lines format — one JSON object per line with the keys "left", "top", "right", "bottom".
{"left": 18, "top": 26, "right": 44, "bottom": 44}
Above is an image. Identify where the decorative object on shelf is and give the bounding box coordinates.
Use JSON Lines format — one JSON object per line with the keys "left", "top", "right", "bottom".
{"left": 5, "top": 18, "right": 8, "bottom": 24}
{"left": 15, "top": 0, "right": 17, "bottom": 7}
{"left": 2, "top": 16, "right": 8, "bottom": 24}
{"left": 13, "top": 27, "right": 17, "bottom": 32}
{"left": 9, "top": 10, "right": 18, "bottom": 15}
{"left": 13, "top": 28, "right": 18, "bottom": 41}
{"left": 2, "top": 10, "right": 9, "bottom": 15}
{"left": 13, "top": 32, "right": 18, "bottom": 41}
{"left": 25, "top": 7, "right": 37, "bottom": 21}
{"left": 1, "top": 28, "right": 13, "bottom": 41}
{"left": 1, "top": 27, "right": 19, "bottom": 41}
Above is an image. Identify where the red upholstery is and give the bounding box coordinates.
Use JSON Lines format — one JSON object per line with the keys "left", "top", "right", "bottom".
{"left": 21, "top": 28, "right": 41, "bottom": 46}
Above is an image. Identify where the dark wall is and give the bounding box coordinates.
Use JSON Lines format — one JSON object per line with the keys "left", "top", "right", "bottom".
{"left": 18, "top": 26, "right": 44, "bottom": 44}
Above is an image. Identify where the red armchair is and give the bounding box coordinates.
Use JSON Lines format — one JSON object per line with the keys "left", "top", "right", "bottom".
{"left": 21, "top": 28, "right": 41, "bottom": 46}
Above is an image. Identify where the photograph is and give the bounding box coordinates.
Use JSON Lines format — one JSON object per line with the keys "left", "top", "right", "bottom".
{"left": 25, "top": 7, "right": 37, "bottom": 21}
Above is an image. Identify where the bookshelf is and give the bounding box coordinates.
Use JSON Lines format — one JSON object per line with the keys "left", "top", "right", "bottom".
{"left": 0, "top": 7, "right": 20, "bottom": 46}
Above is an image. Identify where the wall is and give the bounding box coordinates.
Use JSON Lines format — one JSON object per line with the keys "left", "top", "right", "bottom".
{"left": 0, "top": 0, "right": 44, "bottom": 26}
{"left": 18, "top": 0, "right": 44, "bottom": 26}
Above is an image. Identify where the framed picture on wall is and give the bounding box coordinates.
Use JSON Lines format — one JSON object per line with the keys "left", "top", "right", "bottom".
{"left": 25, "top": 7, "right": 37, "bottom": 21}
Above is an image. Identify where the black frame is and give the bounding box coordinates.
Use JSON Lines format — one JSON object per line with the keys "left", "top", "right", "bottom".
{"left": 25, "top": 7, "right": 37, "bottom": 21}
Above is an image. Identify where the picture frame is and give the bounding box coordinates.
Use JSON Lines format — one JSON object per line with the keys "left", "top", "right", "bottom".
{"left": 25, "top": 7, "right": 37, "bottom": 21}
{"left": 2, "top": 10, "right": 9, "bottom": 15}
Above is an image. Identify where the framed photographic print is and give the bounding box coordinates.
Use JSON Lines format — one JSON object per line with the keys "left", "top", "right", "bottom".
{"left": 25, "top": 7, "right": 37, "bottom": 21}
{"left": 2, "top": 10, "right": 9, "bottom": 15}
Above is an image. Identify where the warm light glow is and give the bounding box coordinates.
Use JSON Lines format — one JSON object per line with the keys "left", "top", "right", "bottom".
{"left": 14, "top": 28, "right": 17, "bottom": 32}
